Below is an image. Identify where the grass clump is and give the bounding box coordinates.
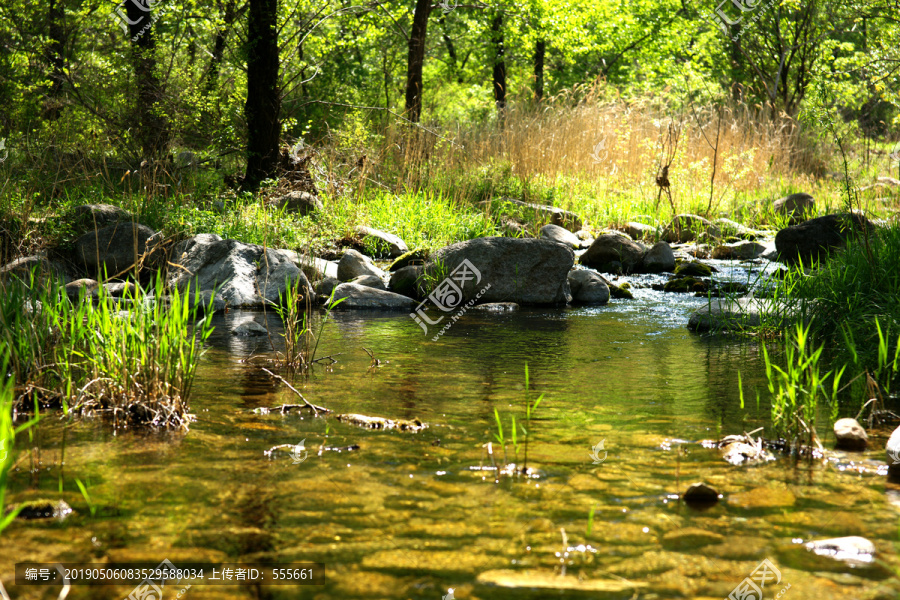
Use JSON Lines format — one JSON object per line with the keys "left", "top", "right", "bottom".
{"left": 0, "top": 273, "right": 214, "bottom": 429}
{"left": 759, "top": 322, "right": 844, "bottom": 451}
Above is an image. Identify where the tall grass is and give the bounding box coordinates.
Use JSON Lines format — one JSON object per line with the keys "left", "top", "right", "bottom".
{"left": 762, "top": 322, "right": 844, "bottom": 451}
{"left": 772, "top": 224, "right": 900, "bottom": 394}
{"left": 0, "top": 274, "right": 214, "bottom": 429}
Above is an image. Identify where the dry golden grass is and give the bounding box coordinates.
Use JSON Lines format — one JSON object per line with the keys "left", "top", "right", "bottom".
{"left": 360, "top": 90, "right": 852, "bottom": 230}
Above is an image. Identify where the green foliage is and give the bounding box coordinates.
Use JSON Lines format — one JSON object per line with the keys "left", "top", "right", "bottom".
{"left": 0, "top": 364, "right": 40, "bottom": 537}
{"left": 762, "top": 322, "right": 844, "bottom": 450}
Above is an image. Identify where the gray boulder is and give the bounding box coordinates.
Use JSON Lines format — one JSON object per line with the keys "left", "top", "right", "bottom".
{"left": 715, "top": 218, "right": 764, "bottom": 240}
{"left": 711, "top": 241, "right": 767, "bottom": 260}
{"left": 470, "top": 302, "right": 519, "bottom": 312}
{"left": 642, "top": 241, "right": 675, "bottom": 272}
{"left": 624, "top": 221, "right": 656, "bottom": 241}
{"left": 331, "top": 283, "right": 415, "bottom": 310}
{"left": 688, "top": 298, "right": 768, "bottom": 332}
{"left": 580, "top": 233, "right": 647, "bottom": 273}
{"left": 662, "top": 214, "right": 721, "bottom": 243}
{"left": 388, "top": 265, "right": 425, "bottom": 299}
{"left": 539, "top": 224, "right": 580, "bottom": 248}
{"left": 833, "top": 418, "right": 867, "bottom": 451}
{"left": 773, "top": 193, "right": 814, "bottom": 224}
{"left": 297, "top": 256, "right": 338, "bottom": 281}
{"left": 356, "top": 226, "right": 409, "bottom": 258}
{"left": 0, "top": 254, "right": 70, "bottom": 284}
{"left": 315, "top": 276, "right": 341, "bottom": 299}
{"left": 168, "top": 234, "right": 312, "bottom": 308}
{"left": 425, "top": 237, "right": 574, "bottom": 305}
{"left": 337, "top": 249, "right": 384, "bottom": 281}
{"left": 348, "top": 274, "right": 386, "bottom": 290}
{"left": 775, "top": 213, "right": 875, "bottom": 266}
{"left": 75, "top": 222, "right": 161, "bottom": 277}
{"left": 567, "top": 269, "right": 610, "bottom": 304}
{"left": 500, "top": 198, "right": 582, "bottom": 231}
{"left": 272, "top": 191, "right": 323, "bottom": 216}
{"left": 68, "top": 204, "right": 134, "bottom": 236}
{"left": 65, "top": 278, "right": 99, "bottom": 301}
{"left": 887, "top": 426, "right": 900, "bottom": 482}
{"left": 232, "top": 320, "right": 268, "bottom": 336}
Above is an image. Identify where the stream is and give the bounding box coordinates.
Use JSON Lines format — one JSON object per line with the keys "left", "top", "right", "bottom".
{"left": 2, "top": 261, "right": 899, "bottom": 599}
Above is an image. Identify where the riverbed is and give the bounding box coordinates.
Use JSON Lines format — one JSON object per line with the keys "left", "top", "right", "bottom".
{"left": 2, "top": 270, "right": 898, "bottom": 599}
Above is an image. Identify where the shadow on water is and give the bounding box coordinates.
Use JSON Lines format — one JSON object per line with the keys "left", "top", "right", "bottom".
{"left": 2, "top": 289, "right": 899, "bottom": 599}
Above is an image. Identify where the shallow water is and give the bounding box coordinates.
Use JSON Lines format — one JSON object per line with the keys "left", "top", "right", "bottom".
{"left": 3, "top": 274, "right": 899, "bottom": 599}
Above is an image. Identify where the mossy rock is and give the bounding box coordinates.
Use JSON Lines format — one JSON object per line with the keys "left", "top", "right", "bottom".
{"left": 664, "top": 276, "right": 708, "bottom": 294}
{"left": 608, "top": 282, "right": 634, "bottom": 299}
{"left": 674, "top": 261, "right": 715, "bottom": 277}
{"left": 388, "top": 249, "right": 429, "bottom": 272}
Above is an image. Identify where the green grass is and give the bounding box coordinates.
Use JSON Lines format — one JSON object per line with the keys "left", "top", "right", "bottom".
{"left": 761, "top": 322, "right": 844, "bottom": 450}
{"left": 0, "top": 273, "right": 214, "bottom": 429}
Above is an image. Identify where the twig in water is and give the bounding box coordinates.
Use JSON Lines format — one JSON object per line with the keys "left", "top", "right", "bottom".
{"left": 260, "top": 368, "right": 331, "bottom": 414}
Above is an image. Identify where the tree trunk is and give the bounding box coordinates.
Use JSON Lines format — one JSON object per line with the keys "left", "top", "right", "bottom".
{"left": 243, "top": 0, "right": 281, "bottom": 191}
{"left": 440, "top": 15, "right": 461, "bottom": 83}
{"left": 203, "top": 1, "right": 236, "bottom": 96}
{"left": 126, "top": 0, "right": 169, "bottom": 158}
{"left": 533, "top": 39, "right": 545, "bottom": 102}
{"left": 404, "top": 0, "right": 432, "bottom": 122}
{"left": 491, "top": 13, "right": 506, "bottom": 114}
{"left": 44, "top": 0, "right": 66, "bottom": 120}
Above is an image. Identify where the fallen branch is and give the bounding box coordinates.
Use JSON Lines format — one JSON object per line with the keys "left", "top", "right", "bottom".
{"left": 260, "top": 368, "right": 331, "bottom": 414}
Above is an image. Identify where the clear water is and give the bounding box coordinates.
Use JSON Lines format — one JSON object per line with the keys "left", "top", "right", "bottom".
{"left": 3, "top": 273, "right": 899, "bottom": 599}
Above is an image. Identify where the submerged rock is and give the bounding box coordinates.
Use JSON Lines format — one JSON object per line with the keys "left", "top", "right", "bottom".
{"left": 426, "top": 237, "right": 573, "bottom": 305}
{"left": 833, "top": 418, "right": 868, "bottom": 450}
{"left": 683, "top": 482, "right": 720, "bottom": 507}
{"left": 476, "top": 569, "right": 647, "bottom": 594}
{"left": 470, "top": 302, "right": 519, "bottom": 312}
{"left": 805, "top": 536, "right": 876, "bottom": 566}
{"left": 16, "top": 499, "right": 73, "bottom": 521}
{"left": 335, "top": 413, "right": 427, "bottom": 432}
{"left": 232, "top": 320, "right": 268, "bottom": 336}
